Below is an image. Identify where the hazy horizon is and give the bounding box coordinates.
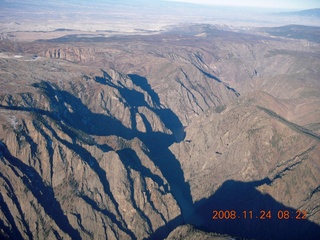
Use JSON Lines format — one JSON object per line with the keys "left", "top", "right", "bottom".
{"left": 165, "top": 0, "right": 320, "bottom": 10}
{"left": 1, "top": 0, "right": 320, "bottom": 34}
{"left": 1, "top": 0, "right": 320, "bottom": 10}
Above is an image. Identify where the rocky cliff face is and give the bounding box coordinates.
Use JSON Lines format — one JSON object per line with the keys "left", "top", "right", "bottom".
{"left": 171, "top": 90, "right": 320, "bottom": 201}
{"left": 0, "top": 56, "right": 185, "bottom": 239}
{"left": 165, "top": 224, "right": 231, "bottom": 240}
{"left": 26, "top": 37, "right": 239, "bottom": 126}
{"left": 0, "top": 25, "right": 320, "bottom": 239}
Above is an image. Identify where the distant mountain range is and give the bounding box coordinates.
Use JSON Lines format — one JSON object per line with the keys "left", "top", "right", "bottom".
{"left": 283, "top": 8, "right": 320, "bottom": 17}
{"left": 259, "top": 24, "right": 320, "bottom": 43}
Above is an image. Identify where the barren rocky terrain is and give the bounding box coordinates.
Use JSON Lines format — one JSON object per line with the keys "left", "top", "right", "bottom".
{"left": 0, "top": 2, "right": 320, "bottom": 239}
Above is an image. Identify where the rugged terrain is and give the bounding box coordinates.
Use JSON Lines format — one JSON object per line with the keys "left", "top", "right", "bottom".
{"left": 0, "top": 23, "right": 320, "bottom": 239}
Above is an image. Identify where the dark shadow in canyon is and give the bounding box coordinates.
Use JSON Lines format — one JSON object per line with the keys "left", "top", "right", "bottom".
{"left": 0, "top": 190, "right": 24, "bottom": 240}
{"left": 151, "top": 178, "right": 320, "bottom": 240}
{"left": 97, "top": 73, "right": 185, "bottom": 142}
{"left": 116, "top": 148, "right": 169, "bottom": 192}
{"left": 0, "top": 81, "right": 133, "bottom": 140}
{"left": 115, "top": 75, "right": 193, "bottom": 223}
{"left": 128, "top": 74, "right": 161, "bottom": 107}
{"left": 195, "top": 66, "right": 240, "bottom": 97}
{"left": 196, "top": 178, "right": 320, "bottom": 239}
{"left": 61, "top": 74, "right": 193, "bottom": 226}
{"left": 0, "top": 172, "right": 33, "bottom": 239}
{"left": 110, "top": 74, "right": 193, "bottom": 223}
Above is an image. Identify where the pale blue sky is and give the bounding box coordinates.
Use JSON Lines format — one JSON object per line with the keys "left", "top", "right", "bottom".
{"left": 165, "top": 0, "right": 320, "bottom": 9}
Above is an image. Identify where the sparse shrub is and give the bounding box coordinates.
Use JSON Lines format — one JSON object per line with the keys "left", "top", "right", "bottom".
{"left": 215, "top": 105, "right": 226, "bottom": 113}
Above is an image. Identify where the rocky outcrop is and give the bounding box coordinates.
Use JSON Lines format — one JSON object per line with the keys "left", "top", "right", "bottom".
{"left": 42, "top": 47, "right": 97, "bottom": 63}
{"left": 0, "top": 57, "right": 183, "bottom": 239}
{"left": 166, "top": 225, "right": 232, "bottom": 240}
